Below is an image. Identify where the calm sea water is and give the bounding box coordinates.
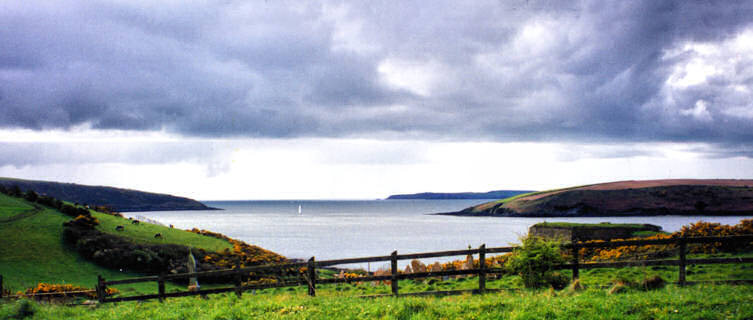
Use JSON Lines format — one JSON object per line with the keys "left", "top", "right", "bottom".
{"left": 131, "top": 200, "right": 751, "bottom": 267}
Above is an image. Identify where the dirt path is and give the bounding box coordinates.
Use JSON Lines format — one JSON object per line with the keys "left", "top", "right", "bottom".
{"left": 0, "top": 204, "right": 44, "bottom": 224}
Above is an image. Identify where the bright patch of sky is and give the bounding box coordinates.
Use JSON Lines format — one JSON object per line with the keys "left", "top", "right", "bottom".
{"left": 1, "top": 129, "right": 750, "bottom": 200}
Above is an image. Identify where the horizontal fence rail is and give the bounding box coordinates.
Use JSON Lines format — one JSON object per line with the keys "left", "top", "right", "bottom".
{"left": 4, "top": 235, "right": 750, "bottom": 303}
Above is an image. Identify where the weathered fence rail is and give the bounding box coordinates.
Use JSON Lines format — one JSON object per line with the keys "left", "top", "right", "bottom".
{"left": 2, "top": 235, "right": 752, "bottom": 303}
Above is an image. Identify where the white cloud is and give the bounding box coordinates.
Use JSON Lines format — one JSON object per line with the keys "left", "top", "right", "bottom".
{"left": 377, "top": 58, "right": 445, "bottom": 97}
{"left": 680, "top": 100, "right": 713, "bottom": 122}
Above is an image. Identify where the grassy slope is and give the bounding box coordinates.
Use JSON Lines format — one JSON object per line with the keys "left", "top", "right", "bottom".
{"left": 470, "top": 185, "right": 592, "bottom": 212}
{"left": 0, "top": 195, "right": 34, "bottom": 218}
{"left": 91, "top": 211, "right": 231, "bottom": 252}
{"left": 0, "top": 194, "right": 231, "bottom": 294}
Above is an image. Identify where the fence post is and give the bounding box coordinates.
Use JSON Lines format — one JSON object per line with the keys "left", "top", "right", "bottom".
{"left": 678, "top": 237, "right": 687, "bottom": 286}
{"left": 478, "top": 244, "right": 486, "bottom": 294}
{"left": 234, "top": 267, "right": 243, "bottom": 298}
{"left": 158, "top": 273, "right": 166, "bottom": 302}
{"left": 571, "top": 243, "right": 580, "bottom": 280}
{"left": 307, "top": 257, "right": 316, "bottom": 297}
{"left": 96, "top": 275, "right": 105, "bottom": 303}
{"left": 391, "top": 251, "right": 399, "bottom": 296}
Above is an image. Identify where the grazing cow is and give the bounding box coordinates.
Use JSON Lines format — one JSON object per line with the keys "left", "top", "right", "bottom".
{"left": 154, "top": 233, "right": 163, "bottom": 239}
{"left": 115, "top": 225, "right": 124, "bottom": 231}
{"left": 132, "top": 220, "right": 140, "bottom": 225}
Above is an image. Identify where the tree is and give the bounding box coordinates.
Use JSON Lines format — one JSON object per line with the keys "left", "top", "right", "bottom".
{"left": 24, "top": 189, "right": 39, "bottom": 202}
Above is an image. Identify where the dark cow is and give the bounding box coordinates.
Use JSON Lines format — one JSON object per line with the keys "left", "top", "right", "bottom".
{"left": 132, "top": 220, "right": 140, "bottom": 225}
{"left": 115, "top": 225, "right": 124, "bottom": 231}
{"left": 154, "top": 233, "right": 163, "bottom": 239}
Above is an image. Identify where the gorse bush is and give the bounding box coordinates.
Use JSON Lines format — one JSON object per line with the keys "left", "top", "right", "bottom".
{"left": 506, "top": 236, "right": 567, "bottom": 289}
{"left": 577, "top": 219, "right": 753, "bottom": 261}
{"left": 19, "top": 283, "right": 118, "bottom": 300}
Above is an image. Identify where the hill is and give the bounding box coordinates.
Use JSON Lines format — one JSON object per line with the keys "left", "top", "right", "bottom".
{"left": 442, "top": 179, "right": 753, "bottom": 217}
{"left": 386, "top": 190, "right": 534, "bottom": 200}
{"left": 0, "top": 192, "right": 229, "bottom": 292}
{"left": 0, "top": 177, "right": 217, "bottom": 212}
{"left": 0, "top": 191, "right": 286, "bottom": 294}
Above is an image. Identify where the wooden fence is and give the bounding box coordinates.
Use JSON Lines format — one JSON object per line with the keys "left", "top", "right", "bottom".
{"left": 2, "top": 235, "right": 753, "bottom": 303}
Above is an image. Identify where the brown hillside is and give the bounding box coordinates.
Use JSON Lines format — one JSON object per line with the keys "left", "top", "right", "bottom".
{"left": 453, "top": 179, "right": 753, "bottom": 217}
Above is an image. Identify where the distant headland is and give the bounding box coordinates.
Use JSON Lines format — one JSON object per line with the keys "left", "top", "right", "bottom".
{"left": 386, "top": 190, "right": 535, "bottom": 200}
{"left": 438, "top": 179, "right": 753, "bottom": 217}
{"left": 0, "top": 177, "right": 219, "bottom": 212}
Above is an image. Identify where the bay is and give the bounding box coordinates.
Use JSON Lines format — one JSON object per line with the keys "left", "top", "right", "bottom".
{"left": 131, "top": 200, "right": 751, "bottom": 268}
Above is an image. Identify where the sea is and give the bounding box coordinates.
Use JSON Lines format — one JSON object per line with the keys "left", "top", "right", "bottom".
{"left": 130, "top": 200, "right": 751, "bottom": 268}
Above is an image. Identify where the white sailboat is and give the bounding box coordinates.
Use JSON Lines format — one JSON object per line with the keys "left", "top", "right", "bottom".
{"left": 298, "top": 204, "right": 302, "bottom": 215}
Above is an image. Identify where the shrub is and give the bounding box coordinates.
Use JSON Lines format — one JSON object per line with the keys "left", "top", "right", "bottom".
{"left": 23, "top": 190, "right": 38, "bottom": 203}
{"left": 62, "top": 214, "right": 99, "bottom": 229}
{"left": 548, "top": 271, "right": 571, "bottom": 290}
{"left": 20, "top": 283, "right": 118, "bottom": 300}
{"left": 11, "top": 299, "right": 35, "bottom": 319}
{"left": 506, "top": 236, "right": 566, "bottom": 288}
{"left": 640, "top": 275, "right": 666, "bottom": 291}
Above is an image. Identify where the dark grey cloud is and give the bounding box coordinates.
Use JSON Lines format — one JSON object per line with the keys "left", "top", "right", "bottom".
{"left": 2, "top": 0, "right": 753, "bottom": 151}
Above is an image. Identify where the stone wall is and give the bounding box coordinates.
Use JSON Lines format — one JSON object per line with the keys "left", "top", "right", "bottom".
{"left": 529, "top": 224, "right": 662, "bottom": 242}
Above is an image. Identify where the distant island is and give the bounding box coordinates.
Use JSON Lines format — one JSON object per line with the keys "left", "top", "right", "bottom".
{"left": 439, "top": 179, "right": 753, "bottom": 217}
{"left": 387, "top": 190, "right": 534, "bottom": 200}
{"left": 0, "top": 177, "right": 219, "bottom": 212}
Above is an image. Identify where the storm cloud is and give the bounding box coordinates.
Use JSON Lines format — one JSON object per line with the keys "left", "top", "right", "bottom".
{"left": 2, "top": 0, "right": 753, "bottom": 146}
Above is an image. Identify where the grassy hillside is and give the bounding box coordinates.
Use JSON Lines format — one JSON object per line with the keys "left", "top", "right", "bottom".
{"left": 0, "top": 193, "right": 230, "bottom": 294}
{"left": 0, "top": 177, "right": 215, "bottom": 212}
{"left": 91, "top": 211, "right": 230, "bottom": 252}
{"left": 457, "top": 180, "right": 753, "bottom": 217}
{"left": 0, "top": 195, "right": 35, "bottom": 218}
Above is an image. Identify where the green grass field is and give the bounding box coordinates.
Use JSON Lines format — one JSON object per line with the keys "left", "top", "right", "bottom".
{"left": 91, "top": 211, "right": 231, "bottom": 252}
{"left": 3, "top": 283, "right": 752, "bottom": 319}
{"left": 0, "top": 194, "right": 230, "bottom": 294}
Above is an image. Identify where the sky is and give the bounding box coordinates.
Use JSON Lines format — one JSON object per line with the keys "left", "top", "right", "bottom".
{"left": 1, "top": 0, "right": 753, "bottom": 200}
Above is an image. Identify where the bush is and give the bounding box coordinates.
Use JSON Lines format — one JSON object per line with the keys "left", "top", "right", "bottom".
{"left": 548, "top": 271, "right": 570, "bottom": 290}
{"left": 21, "top": 283, "right": 119, "bottom": 300}
{"left": 506, "top": 236, "right": 566, "bottom": 288}
{"left": 62, "top": 214, "right": 99, "bottom": 229}
{"left": 23, "top": 190, "right": 38, "bottom": 203}
{"left": 11, "top": 299, "right": 35, "bottom": 319}
{"left": 640, "top": 275, "right": 666, "bottom": 290}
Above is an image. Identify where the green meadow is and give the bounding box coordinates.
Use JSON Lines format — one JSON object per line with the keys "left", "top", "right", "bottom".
{"left": 3, "top": 284, "right": 753, "bottom": 319}
{"left": 0, "top": 193, "right": 229, "bottom": 294}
